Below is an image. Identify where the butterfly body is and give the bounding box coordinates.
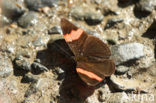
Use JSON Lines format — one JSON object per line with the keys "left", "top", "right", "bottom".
{"left": 61, "top": 18, "right": 115, "bottom": 86}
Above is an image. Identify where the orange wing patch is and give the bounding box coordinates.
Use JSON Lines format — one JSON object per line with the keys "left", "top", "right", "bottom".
{"left": 76, "top": 68, "right": 103, "bottom": 82}
{"left": 64, "top": 28, "right": 83, "bottom": 42}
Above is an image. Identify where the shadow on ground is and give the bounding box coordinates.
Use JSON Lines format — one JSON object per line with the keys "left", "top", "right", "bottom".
{"left": 36, "top": 39, "right": 96, "bottom": 103}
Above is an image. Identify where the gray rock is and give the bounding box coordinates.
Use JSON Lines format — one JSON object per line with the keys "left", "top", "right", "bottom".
{"left": 107, "top": 92, "right": 131, "bottom": 103}
{"left": 109, "top": 75, "right": 135, "bottom": 92}
{"left": 25, "top": 78, "right": 49, "bottom": 97}
{"left": 23, "top": 73, "right": 39, "bottom": 83}
{"left": 48, "top": 26, "right": 62, "bottom": 35}
{"left": 32, "top": 36, "right": 49, "bottom": 47}
{"left": 136, "top": 0, "right": 156, "bottom": 14}
{"left": 104, "top": 18, "right": 123, "bottom": 30}
{"left": 111, "top": 43, "right": 145, "bottom": 65}
{"left": 0, "top": 15, "right": 11, "bottom": 26}
{"left": 31, "top": 62, "right": 48, "bottom": 73}
{"left": 0, "top": 55, "right": 13, "bottom": 78}
{"left": 70, "top": 6, "right": 104, "bottom": 25}
{"left": 84, "top": 12, "right": 104, "bottom": 25}
{"left": 116, "top": 66, "right": 129, "bottom": 75}
{"left": 18, "top": 11, "right": 38, "bottom": 28}
{"left": 1, "top": 0, "right": 25, "bottom": 19}
{"left": 25, "top": 0, "right": 58, "bottom": 11}
{"left": 14, "top": 56, "right": 31, "bottom": 71}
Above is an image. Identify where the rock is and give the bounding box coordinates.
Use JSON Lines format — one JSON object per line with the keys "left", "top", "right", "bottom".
{"left": 0, "top": 15, "right": 11, "bottom": 26}
{"left": 48, "top": 26, "right": 62, "bottom": 35}
{"left": 25, "top": 78, "right": 54, "bottom": 97}
{"left": 53, "top": 67, "right": 65, "bottom": 80}
{"left": 104, "top": 18, "right": 123, "bottom": 30}
{"left": 0, "top": 42, "right": 16, "bottom": 54}
{"left": 22, "top": 73, "right": 39, "bottom": 83}
{"left": 111, "top": 43, "right": 145, "bottom": 65}
{"left": 84, "top": 12, "right": 104, "bottom": 25}
{"left": 32, "top": 36, "right": 49, "bottom": 48}
{"left": 115, "top": 66, "right": 129, "bottom": 75}
{"left": 142, "top": 21, "right": 156, "bottom": 39}
{"left": 136, "top": 0, "right": 156, "bottom": 14}
{"left": 0, "top": 55, "right": 13, "bottom": 78}
{"left": 97, "top": 85, "right": 111, "bottom": 102}
{"left": 14, "top": 56, "right": 31, "bottom": 71}
{"left": 18, "top": 11, "right": 38, "bottom": 28}
{"left": 25, "top": 0, "right": 58, "bottom": 11}
{"left": 70, "top": 6, "right": 104, "bottom": 25}
{"left": 1, "top": 0, "right": 25, "bottom": 19}
{"left": 108, "top": 75, "right": 148, "bottom": 93}
{"left": 31, "top": 62, "right": 48, "bottom": 74}
{"left": 107, "top": 92, "right": 131, "bottom": 103}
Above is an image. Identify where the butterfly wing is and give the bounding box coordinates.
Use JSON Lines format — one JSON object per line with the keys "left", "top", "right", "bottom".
{"left": 76, "top": 60, "right": 115, "bottom": 86}
{"left": 61, "top": 18, "right": 88, "bottom": 56}
{"left": 82, "top": 35, "right": 111, "bottom": 59}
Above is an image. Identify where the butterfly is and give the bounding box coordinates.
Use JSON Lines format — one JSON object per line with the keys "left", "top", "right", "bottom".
{"left": 61, "top": 18, "right": 115, "bottom": 86}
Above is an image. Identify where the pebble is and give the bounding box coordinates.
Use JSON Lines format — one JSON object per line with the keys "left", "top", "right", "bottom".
{"left": 25, "top": 0, "right": 58, "bottom": 11}
{"left": 31, "top": 62, "right": 48, "bottom": 74}
{"left": 109, "top": 75, "right": 135, "bottom": 92}
{"left": 48, "top": 26, "right": 62, "bottom": 35}
{"left": 32, "top": 36, "right": 49, "bottom": 48}
{"left": 14, "top": 56, "right": 31, "bottom": 71}
{"left": 0, "top": 15, "right": 11, "bottom": 26}
{"left": 18, "top": 11, "right": 38, "bottom": 28}
{"left": 0, "top": 55, "right": 13, "bottom": 78}
{"left": 107, "top": 92, "right": 131, "bottom": 103}
{"left": 111, "top": 43, "right": 145, "bottom": 65}
{"left": 25, "top": 78, "right": 50, "bottom": 97}
{"left": 70, "top": 6, "right": 104, "bottom": 25}
{"left": 53, "top": 67, "right": 65, "bottom": 80}
{"left": 115, "top": 66, "right": 129, "bottom": 75}
{"left": 1, "top": 0, "right": 25, "bottom": 19}
{"left": 22, "top": 73, "right": 39, "bottom": 83}
{"left": 142, "top": 21, "right": 156, "bottom": 39}
{"left": 104, "top": 18, "right": 123, "bottom": 30}
{"left": 136, "top": 0, "right": 156, "bottom": 14}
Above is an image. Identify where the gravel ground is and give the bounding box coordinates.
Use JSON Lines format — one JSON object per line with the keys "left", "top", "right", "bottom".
{"left": 0, "top": 0, "right": 156, "bottom": 103}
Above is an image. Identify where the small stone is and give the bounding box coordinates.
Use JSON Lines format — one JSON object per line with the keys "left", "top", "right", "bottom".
{"left": 70, "top": 6, "right": 104, "bottom": 25}
{"left": 48, "top": 26, "right": 62, "bottom": 35}
{"left": 84, "top": 12, "right": 104, "bottom": 25}
{"left": 142, "top": 21, "right": 156, "bottom": 39}
{"left": 116, "top": 66, "right": 129, "bottom": 75}
{"left": 104, "top": 18, "right": 123, "bottom": 30}
{"left": 107, "top": 92, "right": 131, "bottom": 103}
{"left": 0, "top": 15, "right": 11, "bottom": 26}
{"left": 31, "top": 62, "right": 48, "bottom": 74}
{"left": 25, "top": 78, "right": 49, "bottom": 97}
{"left": 136, "top": 0, "right": 156, "bottom": 14}
{"left": 0, "top": 55, "right": 13, "bottom": 78}
{"left": 25, "top": 0, "right": 58, "bottom": 11}
{"left": 18, "top": 11, "right": 38, "bottom": 28}
{"left": 1, "top": 0, "right": 25, "bottom": 19}
{"left": 32, "top": 36, "right": 49, "bottom": 47}
{"left": 14, "top": 56, "right": 31, "bottom": 71}
{"left": 111, "top": 43, "right": 145, "bottom": 65}
{"left": 22, "top": 73, "right": 39, "bottom": 83}
{"left": 53, "top": 67, "right": 65, "bottom": 80}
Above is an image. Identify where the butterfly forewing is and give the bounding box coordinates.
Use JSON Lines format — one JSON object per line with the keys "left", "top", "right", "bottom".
{"left": 61, "top": 18, "right": 88, "bottom": 56}
{"left": 82, "top": 36, "right": 111, "bottom": 59}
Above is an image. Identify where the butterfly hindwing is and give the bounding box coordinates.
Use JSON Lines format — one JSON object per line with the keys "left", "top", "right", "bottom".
{"left": 76, "top": 60, "right": 115, "bottom": 86}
